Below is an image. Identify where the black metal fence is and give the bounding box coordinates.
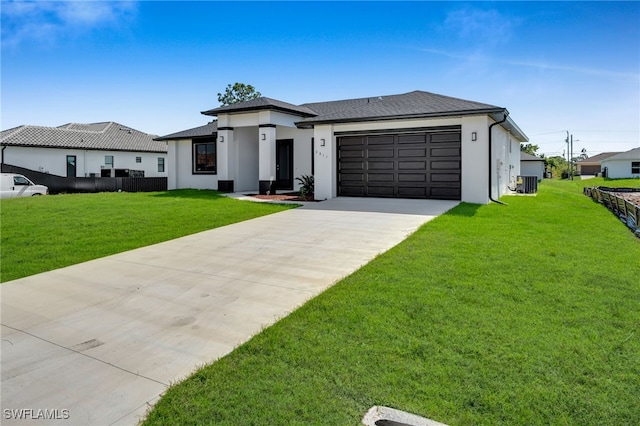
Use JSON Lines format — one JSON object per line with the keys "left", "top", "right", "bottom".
{"left": 2, "top": 164, "right": 167, "bottom": 194}
{"left": 584, "top": 186, "right": 640, "bottom": 237}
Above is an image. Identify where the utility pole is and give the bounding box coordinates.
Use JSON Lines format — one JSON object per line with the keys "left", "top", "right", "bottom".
{"left": 566, "top": 131, "right": 570, "bottom": 179}
{"left": 570, "top": 134, "right": 574, "bottom": 180}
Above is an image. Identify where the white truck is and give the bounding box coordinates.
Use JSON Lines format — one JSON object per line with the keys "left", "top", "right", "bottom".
{"left": 0, "top": 173, "right": 49, "bottom": 199}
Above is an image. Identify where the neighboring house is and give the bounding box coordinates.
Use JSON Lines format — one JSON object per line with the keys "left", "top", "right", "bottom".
{"left": 0, "top": 122, "right": 168, "bottom": 178}
{"left": 520, "top": 151, "right": 545, "bottom": 181}
{"left": 577, "top": 152, "right": 621, "bottom": 175}
{"left": 156, "top": 90, "right": 528, "bottom": 204}
{"left": 600, "top": 147, "right": 640, "bottom": 179}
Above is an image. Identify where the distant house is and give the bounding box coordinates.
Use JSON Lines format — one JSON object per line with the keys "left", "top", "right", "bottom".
{"left": 577, "top": 152, "right": 621, "bottom": 176}
{"left": 0, "top": 122, "right": 167, "bottom": 178}
{"left": 600, "top": 147, "right": 640, "bottom": 179}
{"left": 520, "top": 151, "right": 545, "bottom": 181}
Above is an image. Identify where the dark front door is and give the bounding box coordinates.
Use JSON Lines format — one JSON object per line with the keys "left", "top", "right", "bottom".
{"left": 276, "top": 139, "right": 293, "bottom": 190}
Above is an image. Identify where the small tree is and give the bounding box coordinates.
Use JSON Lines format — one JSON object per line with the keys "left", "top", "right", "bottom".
{"left": 520, "top": 143, "right": 540, "bottom": 156}
{"left": 217, "top": 83, "right": 262, "bottom": 106}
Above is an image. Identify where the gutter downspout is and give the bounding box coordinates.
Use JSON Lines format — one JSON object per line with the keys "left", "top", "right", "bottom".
{"left": 489, "top": 111, "right": 509, "bottom": 205}
{"left": 1, "top": 145, "right": 6, "bottom": 171}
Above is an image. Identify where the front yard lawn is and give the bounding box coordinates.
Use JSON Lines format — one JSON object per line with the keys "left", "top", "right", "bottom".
{"left": 0, "top": 190, "right": 295, "bottom": 282}
{"left": 143, "top": 178, "right": 639, "bottom": 425}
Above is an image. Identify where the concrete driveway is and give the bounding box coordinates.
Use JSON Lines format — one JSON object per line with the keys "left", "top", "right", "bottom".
{"left": 1, "top": 197, "right": 458, "bottom": 425}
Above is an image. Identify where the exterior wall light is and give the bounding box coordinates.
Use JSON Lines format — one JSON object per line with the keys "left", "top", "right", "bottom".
{"left": 219, "top": 136, "right": 224, "bottom": 143}
{"left": 261, "top": 133, "right": 266, "bottom": 140}
{"left": 471, "top": 132, "right": 477, "bottom": 141}
{"left": 320, "top": 139, "right": 326, "bottom": 146}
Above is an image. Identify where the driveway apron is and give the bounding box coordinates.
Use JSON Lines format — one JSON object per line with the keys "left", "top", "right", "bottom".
{"left": 1, "top": 197, "right": 458, "bottom": 425}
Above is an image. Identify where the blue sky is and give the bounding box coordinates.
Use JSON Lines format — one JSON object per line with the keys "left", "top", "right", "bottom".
{"left": 2, "top": 1, "right": 639, "bottom": 157}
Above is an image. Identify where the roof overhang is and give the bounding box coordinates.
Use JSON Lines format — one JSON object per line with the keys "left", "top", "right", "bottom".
{"left": 201, "top": 104, "right": 316, "bottom": 118}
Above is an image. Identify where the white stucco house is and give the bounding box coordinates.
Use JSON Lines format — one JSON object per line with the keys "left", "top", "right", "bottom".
{"left": 600, "top": 147, "right": 640, "bottom": 179}
{"left": 0, "top": 122, "right": 168, "bottom": 178}
{"left": 520, "top": 151, "right": 545, "bottom": 181}
{"left": 156, "top": 90, "right": 528, "bottom": 204}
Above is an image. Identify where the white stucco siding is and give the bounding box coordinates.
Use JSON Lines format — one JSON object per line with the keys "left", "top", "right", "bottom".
{"left": 3, "top": 146, "right": 167, "bottom": 178}
{"left": 169, "top": 139, "right": 218, "bottom": 190}
{"left": 313, "top": 125, "right": 335, "bottom": 200}
{"left": 489, "top": 123, "right": 515, "bottom": 200}
{"left": 236, "top": 127, "right": 259, "bottom": 191}
{"left": 601, "top": 159, "right": 640, "bottom": 179}
{"left": 461, "top": 115, "right": 490, "bottom": 204}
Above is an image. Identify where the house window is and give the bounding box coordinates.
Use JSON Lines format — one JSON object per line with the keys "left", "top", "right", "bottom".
{"left": 632, "top": 162, "right": 640, "bottom": 174}
{"left": 158, "top": 157, "right": 165, "bottom": 173}
{"left": 311, "top": 137, "right": 315, "bottom": 175}
{"left": 66, "top": 155, "right": 76, "bottom": 177}
{"left": 105, "top": 155, "right": 114, "bottom": 168}
{"left": 193, "top": 137, "right": 217, "bottom": 174}
{"left": 136, "top": 157, "right": 142, "bottom": 163}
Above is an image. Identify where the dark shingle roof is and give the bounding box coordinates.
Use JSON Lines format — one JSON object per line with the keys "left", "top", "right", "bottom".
{"left": 154, "top": 121, "right": 218, "bottom": 141}
{"left": 0, "top": 122, "right": 166, "bottom": 153}
{"left": 521, "top": 152, "right": 544, "bottom": 161}
{"left": 298, "top": 90, "right": 503, "bottom": 124}
{"left": 577, "top": 152, "right": 622, "bottom": 165}
{"left": 201, "top": 97, "right": 317, "bottom": 117}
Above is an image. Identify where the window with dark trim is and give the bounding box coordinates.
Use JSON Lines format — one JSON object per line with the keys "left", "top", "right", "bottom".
{"left": 66, "top": 155, "right": 76, "bottom": 177}
{"left": 105, "top": 155, "right": 114, "bottom": 168}
{"left": 158, "top": 157, "right": 165, "bottom": 173}
{"left": 193, "top": 137, "right": 217, "bottom": 174}
{"left": 311, "top": 137, "right": 315, "bottom": 175}
{"left": 632, "top": 161, "right": 640, "bottom": 174}
{"left": 136, "top": 157, "right": 142, "bottom": 163}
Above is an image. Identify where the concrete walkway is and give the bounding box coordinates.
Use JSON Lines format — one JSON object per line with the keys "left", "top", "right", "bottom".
{"left": 1, "top": 197, "right": 458, "bottom": 425}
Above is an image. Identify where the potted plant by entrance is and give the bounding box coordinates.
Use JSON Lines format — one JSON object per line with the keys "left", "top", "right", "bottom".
{"left": 296, "top": 174, "right": 314, "bottom": 201}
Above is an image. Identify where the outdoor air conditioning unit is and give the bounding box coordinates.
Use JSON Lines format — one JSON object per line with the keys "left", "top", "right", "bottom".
{"left": 516, "top": 176, "right": 538, "bottom": 194}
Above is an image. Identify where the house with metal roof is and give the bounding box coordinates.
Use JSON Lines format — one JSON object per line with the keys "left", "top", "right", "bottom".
{"left": 600, "top": 147, "right": 640, "bottom": 179}
{"left": 0, "top": 122, "right": 168, "bottom": 178}
{"left": 156, "top": 90, "right": 528, "bottom": 204}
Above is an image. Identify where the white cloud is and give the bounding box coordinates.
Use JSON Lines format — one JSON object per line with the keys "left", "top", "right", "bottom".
{"left": 1, "top": 1, "right": 138, "bottom": 48}
{"left": 444, "top": 7, "right": 518, "bottom": 46}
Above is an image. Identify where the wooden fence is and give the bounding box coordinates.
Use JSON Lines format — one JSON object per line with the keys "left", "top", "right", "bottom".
{"left": 2, "top": 164, "right": 167, "bottom": 194}
{"left": 584, "top": 186, "right": 640, "bottom": 237}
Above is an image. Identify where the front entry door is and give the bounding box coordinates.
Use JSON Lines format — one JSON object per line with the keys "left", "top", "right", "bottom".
{"left": 276, "top": 139, "right": 293, "bottom": 190}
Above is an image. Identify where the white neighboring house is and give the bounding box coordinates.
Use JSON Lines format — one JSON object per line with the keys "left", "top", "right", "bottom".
{"left": 600, "top": 147, "right": 640, "bottom": 179}
{"left": 156, "top": 90, "right": 528, "bottom": 204}
{"left": 520, "top": 151, "right": 545, "bottom": 181}
{"left": 0, "top": 122, "right": 168, "bottom": 178}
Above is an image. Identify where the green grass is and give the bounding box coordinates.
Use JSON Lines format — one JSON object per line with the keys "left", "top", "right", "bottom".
{"left": 143, "top": 179, "right": 640, "bottom": 425}
{"left": 0, "top": 190, "right": 296, "bottom": 282}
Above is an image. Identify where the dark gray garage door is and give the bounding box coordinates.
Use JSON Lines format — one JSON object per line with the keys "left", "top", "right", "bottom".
{"left": 337, "top": 128, "right": 461, "bottom": 200}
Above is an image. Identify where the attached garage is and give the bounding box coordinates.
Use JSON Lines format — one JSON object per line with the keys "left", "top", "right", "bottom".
{"left": 337, "top": 127, "right": 461, "bottom": 200}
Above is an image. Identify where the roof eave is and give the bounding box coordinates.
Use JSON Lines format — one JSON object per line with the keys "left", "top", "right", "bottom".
{"left": 202, "top": 104, "right": 316, "bottom": 118}
{"left": 295, "top": 108, "right": 506, "bottom": 128}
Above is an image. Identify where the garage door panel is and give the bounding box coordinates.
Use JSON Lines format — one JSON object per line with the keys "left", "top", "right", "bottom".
{"left": 431, "top": 173, "right": 460, "bottom": 182}
{"left": 368, "top": 173, "right": 395, "bottom": 182}
{"left": 368, "top": 149, "right": 394, "bottom": 158}
{"left": 398, "top": 173, "right": 426, "bottom": 182}
{"left": 367, "top": 186, "right": 395, "bottom": 196}
{"left": 338, "top": 128, "right": 461, "bottom": 200}
{"left": 398, "top": 148, "right": 427, "bottom": 158}
{"left": 341, "top": 173, "right": 364, "bottom": 182}
{"left": 398, "top": 161, "right": 427, "bottom": 170}
{"left": 340, "top": 137, "right": 364, "bottom": 146}
{"left": 368, "top": 161, "right": 395, "bottom": 170}
{"left": 367, "top": 135, "right": 395, "bottom": 145}
{"left": 430, "top": 147, "right": 461, "bottom": 157}
{"left": 398, "top": 187, "right": 428, "bottom": 197}
{"left": 340, "top": 160, "right": 365, "bottom": 171}
{"left": 431, "top": 133, "right": 461, "bottom": 143}
{"left": 398, "top": 134, "right": 427, "bottom": 144}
